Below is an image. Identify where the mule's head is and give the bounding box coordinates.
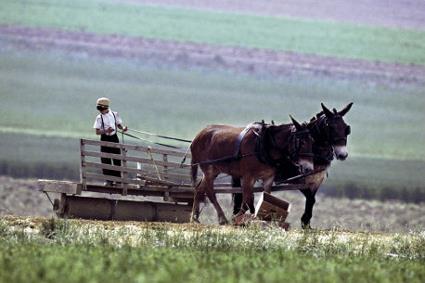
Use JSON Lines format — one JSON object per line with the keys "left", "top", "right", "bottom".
{"left": 320, "top": 102, "right": 353, "bottom": 160}
{"left": 288, "top": 116, "right": 315, "bottom": 173}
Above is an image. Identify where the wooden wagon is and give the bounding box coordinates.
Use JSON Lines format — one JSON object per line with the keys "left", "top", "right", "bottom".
{"left": 38, "top": 138, "right": 305, "bottom": 223}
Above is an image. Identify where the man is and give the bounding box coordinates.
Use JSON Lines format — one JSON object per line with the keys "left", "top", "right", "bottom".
{"left": 93, "top": 97, "right": 127, "bottom": 186}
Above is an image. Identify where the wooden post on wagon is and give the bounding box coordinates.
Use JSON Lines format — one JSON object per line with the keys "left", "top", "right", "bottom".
{"left": 121, "top": 143, "right": 128, "bottom": 196}
{"left": 79, "top": 139, "right": 85, "bottom": 194}
{"left": 163, "top": 154, "right": 168, "bottom": 180}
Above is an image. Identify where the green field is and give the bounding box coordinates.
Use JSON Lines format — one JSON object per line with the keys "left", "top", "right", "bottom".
{"left": 1, "top": 50, "right": 424, "bottom": 160}
{"left": 1, "top": 217, "right": 424, "bottom": 283}
{"left": 2, "top": 0, "right": 425, "bottom": 65}
{"left": 1, "top": 1, "right": 425, "bottom": 282}
{"left": 1, "top": 0, "right": 425, "bottom": 202}
{"left": 0, "top": 48, "right": 424, "bottom": 201}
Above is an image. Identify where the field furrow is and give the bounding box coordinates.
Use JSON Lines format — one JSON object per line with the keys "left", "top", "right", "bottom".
{"left": 2, "top": 25, "right": 425, "bottom": 84}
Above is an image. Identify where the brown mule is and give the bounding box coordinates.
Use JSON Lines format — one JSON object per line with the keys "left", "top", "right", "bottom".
{"left": 232, "top": 102, "right": 353, "bottom": 228}
{"left": 190, "top": 117, "right": 314, "bottom": 225}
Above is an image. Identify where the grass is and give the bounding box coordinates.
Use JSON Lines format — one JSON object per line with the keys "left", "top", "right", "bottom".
{"left": 1, "top": 0, "right": 425, "bottom": 65}
{"left": 1, "top": 0, "right": 425, "bottom": 202}
{"left": 0, "top": 49, "right": 424, "bottom": 199}
{"left": 0, "top": 50, "right": 424, "bottom": 161}
{"left": 0, "top": 217, "right": 424, "bottom": 283}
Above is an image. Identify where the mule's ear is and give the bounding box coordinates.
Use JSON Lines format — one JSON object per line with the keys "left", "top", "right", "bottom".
{"left": 338, "top": 102, "right": 353, "bottom": 116}
{"left": 321, "top": 102, "right": 333, "bottom": 117}
{"left": 289, "top": 115, "right": 302, "bottom": 130}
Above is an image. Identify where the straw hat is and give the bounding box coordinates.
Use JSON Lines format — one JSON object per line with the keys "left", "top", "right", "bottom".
{"left": 96, "top": 97, "right": 110, "bottom": 107}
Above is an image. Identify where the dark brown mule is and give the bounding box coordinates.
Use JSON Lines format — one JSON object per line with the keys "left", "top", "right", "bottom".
{"left": 190, "top": 117, "right": 314, "bottom": 224}
{"left": 233, "top": 102, "right": 353, "bottom": 228}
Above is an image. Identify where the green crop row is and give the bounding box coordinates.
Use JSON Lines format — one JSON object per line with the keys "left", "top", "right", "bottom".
{"left": 1, "top": 50, "right": 424, "bottom": 161}
{"left": 1, "top": 0, "right": 425, "bottom": 64}
{"left": 1, "top": 48, "right": 424, "bottom": 202}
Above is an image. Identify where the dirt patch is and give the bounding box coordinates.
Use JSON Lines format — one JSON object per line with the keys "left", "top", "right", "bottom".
{"left": 1, "top": 176, "right": 424, "bottom": 232}
{"left": 0, "top": 176, "right": 53, "bottom": 217}
{"left": 125, "top": 0, "right": 425, "bottom": 30}
{"left": 1, "top": 25, "right": 424, "bottom": 84}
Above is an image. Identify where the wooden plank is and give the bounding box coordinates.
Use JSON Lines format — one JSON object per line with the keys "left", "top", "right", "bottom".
{"left": 83, "top": 161, "right": 194, "bottom": 184}
{"left": 82, "top": 150, "right": 191, "bottom": 168}
{"left": 80, "top": 183, "right": 304, "bottom": 195}
{"left": 38, "top": 180, "right": 80, "bottom": 194}
{"left": 212, "top": 184, "right": 306, "bottom": 193}
{"left": 83, "top": 163, "right": 188, "bottom": 186}
{"left": 270, "top": 184, "right": 306, "bottom": 191}
{"left": 262, "top": 192, "right": 291, "bottom": 211}
{"left": 254, "top": 192, "right": 290, "bottom": 222}
{"left": 85, "top": 184, "right": 195, "bottom": 199}
{"left": 83, "top": 161, "right": 141, "bottom": 175}
{"left": 81, "top": 138, "right": 190, "bottom": 157}
{"left": 83, "top": 172, "right": 142, "bottom": 185}
{"left": 121, "top": 145, "right": 128, "bottom": 196}
{"left": 56, "top": 195, "right": 192, "bottom": 223}
{"left": 79, "top": 139, "right": 85, "bottom": 194}
{"left": 83, "top": 170, "right": 183, "bottom": 187}
{"left": 163, "top": 154, "right": 168, "bottom": 180}
{"left": 139, "top": 175, "right": 185, "bottom": 186}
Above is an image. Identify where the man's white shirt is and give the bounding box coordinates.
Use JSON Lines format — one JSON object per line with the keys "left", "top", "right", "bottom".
{"left": 93, "top": 110, "right": 122, "bottom": 136}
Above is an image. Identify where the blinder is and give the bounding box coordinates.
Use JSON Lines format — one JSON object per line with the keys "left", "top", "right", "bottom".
{"left": 345, "top": 125, "right": 351, "bottom": 136}
{"left": 323, "top": 116, "right": 351, "bottom": 144}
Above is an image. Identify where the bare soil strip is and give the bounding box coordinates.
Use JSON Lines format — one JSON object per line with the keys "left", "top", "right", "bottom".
{"left": 126, "top": 0, "right": 425, "bottom": 30}
{"left": 1, "top": 176, "right": 424, "bottom": 232}
{"left": 1, "top": 25, "right": 424, "bottom": 84}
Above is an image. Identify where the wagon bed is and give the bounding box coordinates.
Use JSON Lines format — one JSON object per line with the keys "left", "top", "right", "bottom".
{"left": 38, "top": 138, "right": 306, "bottom": 222}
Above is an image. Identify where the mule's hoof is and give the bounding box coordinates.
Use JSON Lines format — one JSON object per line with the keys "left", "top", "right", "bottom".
{"left": 301, "top": 222, "right": 312, "bottom": 230}
{"left": 219, "top": 217, "right": 229, "bottom": 225}
{"left": 233, "top": 214, "right": 254, "bottom": 226}
{"left": 190, "top": 218, "right": 201, "bottom": 224}
{"left": 233, "top": 210, "right": 246, "bottom": 219}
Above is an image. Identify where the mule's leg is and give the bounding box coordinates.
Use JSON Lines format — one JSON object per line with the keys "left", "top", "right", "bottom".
{"left": 235, "top": 176, "right": 256, "bottom": 216}
{"left": 232, "top": 177, "right": 243, "bottom": 215}
{"left": 204, "top": 176, "right": 228, "bottom": 225}
{"left": 300, "top": 189, "right": 317, "bottom": 229}
{"left": 191, "top": 177, "right": 206, "bottom": 223}
{"left": 232, "top": 177, "right": 255, "bottom": 214}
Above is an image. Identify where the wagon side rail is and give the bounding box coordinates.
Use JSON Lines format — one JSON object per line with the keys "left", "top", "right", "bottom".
{"left": 79, "top": 138, "right": 307, "bottom": 197}
{"left": 80, "top": 138, "right": 193, "bottom": 195}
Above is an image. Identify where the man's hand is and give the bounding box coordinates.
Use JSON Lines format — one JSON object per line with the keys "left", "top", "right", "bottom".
{"left": 119, "top": 125, "right": 128, "bottom": 132}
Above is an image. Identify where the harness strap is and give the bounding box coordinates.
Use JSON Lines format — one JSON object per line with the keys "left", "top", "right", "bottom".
{"left": 233, "top": 122, "right": 261, "bottom": 159}
{"left": 309, "top": 115, "right": 335, "bottom": 165}
{"left": 255, "top": 125, "right": 275, "bottom": 166}
{"left": 112, "top": 111, "right": 117, "bottom": 131}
